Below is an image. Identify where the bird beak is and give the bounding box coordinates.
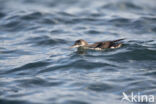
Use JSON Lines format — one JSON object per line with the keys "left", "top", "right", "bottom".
{"left": 69, "top": 45, "right": 79, "bottom": 48}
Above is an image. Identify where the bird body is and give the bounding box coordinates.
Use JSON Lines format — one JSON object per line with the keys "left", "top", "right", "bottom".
{"left": 71, "top": 38, "right": 124, "bottom": 50}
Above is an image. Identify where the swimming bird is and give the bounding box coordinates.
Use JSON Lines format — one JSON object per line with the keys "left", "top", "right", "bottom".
{"left": 70, "top": 38, "right": 125, "bottom": 50}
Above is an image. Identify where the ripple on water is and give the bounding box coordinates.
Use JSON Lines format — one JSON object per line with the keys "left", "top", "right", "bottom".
{"left": 2, "top": 61, "right": 50, "bottom": 75}
{"left": 0, "top": 12, "right": 5, "bottom": 18}
{"left": 101, "top": 1, "right": 143, "bottom": 10}
{"left": 26, "top": 35, "right": 68, "bottom": 46}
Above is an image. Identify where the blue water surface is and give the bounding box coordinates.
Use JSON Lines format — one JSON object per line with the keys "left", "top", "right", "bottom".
{"left": 0, "top": 0, "right": 156, "bottom": 104}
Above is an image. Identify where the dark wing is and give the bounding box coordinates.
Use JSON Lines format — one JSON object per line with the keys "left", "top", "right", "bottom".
{"left": 87, "top": 42, "right": 102, "bottom": 48}
{"left": 95, "top": 39, "right": 125, "bottom": 49}
{"left": 112, "top": 38, "right": 125, "bottom": 42}
{"left": 88, "top": 39, "right": 125, "bottom": 49}
{"left": 95, "top": 41, "right": 112, "bottom": 49}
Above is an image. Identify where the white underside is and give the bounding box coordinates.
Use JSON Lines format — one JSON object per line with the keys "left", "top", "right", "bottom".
{"left": 78, "top": 44, "right": 122, "bottom": 51}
